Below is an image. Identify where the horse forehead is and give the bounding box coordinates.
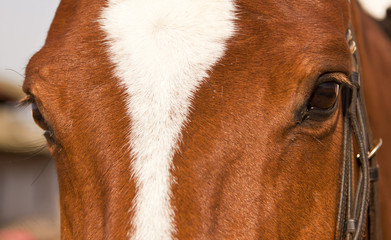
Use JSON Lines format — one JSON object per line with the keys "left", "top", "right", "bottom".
{"left": 35, "top": 0, "right": 349, "bottom": 55}
{"left": 238, "top": 0, "right": 349, "bottom": 31}
{"left": 40, "top": 0, "right": 349, "bottom": 43}
{"left": 24, "top": 0, "right": 350, "bottom": 90}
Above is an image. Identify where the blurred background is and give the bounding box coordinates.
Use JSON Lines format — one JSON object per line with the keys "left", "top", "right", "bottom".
{"left": 0, "top": 1, "right": 60, "bottom": 239}
{"left": 0, "top": 0, "right": 390, "bottom": 240}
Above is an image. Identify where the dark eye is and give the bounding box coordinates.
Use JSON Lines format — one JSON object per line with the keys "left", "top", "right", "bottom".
{"left": 32, "top": 102, "right": 49, "bottom": 130}
{"left": 308, "top": 82, "right": 340, "bottom": 110}
{"left": 32, "top": 102, "right": 56, "bottom": 143}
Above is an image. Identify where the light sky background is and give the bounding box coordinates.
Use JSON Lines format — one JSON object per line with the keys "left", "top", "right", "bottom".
{"left": 0, "top": 0, "right": 60, "bottom": 84}
{"left": 0, "top": 0, "right": 390, "bottom": 86}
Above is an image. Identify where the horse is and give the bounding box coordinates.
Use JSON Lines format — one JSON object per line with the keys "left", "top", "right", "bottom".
{"left": 22, "top": 0, "right": 390, "bottom": 239}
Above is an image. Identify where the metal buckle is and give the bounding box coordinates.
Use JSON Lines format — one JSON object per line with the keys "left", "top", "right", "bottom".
{"left": 356, "top": 138, "right": 383, "bottom": 160}
{"left": 369, "top": 139, "right": 383, "bottom": 159}
{"left": 356, "top": 139, "right": 382, "bottom": 182}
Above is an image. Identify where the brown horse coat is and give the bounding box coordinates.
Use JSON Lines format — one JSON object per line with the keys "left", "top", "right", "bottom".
{"left": 22, "top": 0, "right": 390, "bottom": 239}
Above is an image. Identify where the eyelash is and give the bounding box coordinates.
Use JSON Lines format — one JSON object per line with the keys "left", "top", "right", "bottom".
{"left": 18, "top": 94, "right": 35, "bottom": 107}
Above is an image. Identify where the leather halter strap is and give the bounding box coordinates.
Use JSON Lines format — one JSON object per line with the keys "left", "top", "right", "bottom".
{"left": 336, "top": 25, "right": 382, "bottom": 240}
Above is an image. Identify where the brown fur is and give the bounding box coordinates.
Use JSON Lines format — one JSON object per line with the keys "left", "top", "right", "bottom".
{"left": 24, "top": 1, "right": 135, "bottom": 238}
{"left": 22, "top": 0, "right": 390, "bottom": 239}
{"left": 172, "top": 1, "right": 350, "bottom": 238}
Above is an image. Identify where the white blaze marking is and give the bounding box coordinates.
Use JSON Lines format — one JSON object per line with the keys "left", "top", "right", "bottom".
{"left": 100, "top": 1, "right": 236, "bottom": 239}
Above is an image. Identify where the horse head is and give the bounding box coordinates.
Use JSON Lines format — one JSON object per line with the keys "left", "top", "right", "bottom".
{"left": 23, "top": 0, "right": 380, "bottom": 239}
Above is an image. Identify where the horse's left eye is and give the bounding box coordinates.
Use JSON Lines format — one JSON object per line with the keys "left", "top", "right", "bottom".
{"left": 308, "top": 82, "right": 340, "bottom": 110}
{"left": 32, "top": 102, "right": 49, "bottom": 130}
{"left": 31, "top": 102, "right": 56, "bottom": 144}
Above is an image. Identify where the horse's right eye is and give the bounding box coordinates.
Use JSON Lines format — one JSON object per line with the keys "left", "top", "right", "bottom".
{"left": 308, "top": 81, "right": 340, "bottom": 111}
{"left": 296, "top": 78, "right": 342, "bottom": 124}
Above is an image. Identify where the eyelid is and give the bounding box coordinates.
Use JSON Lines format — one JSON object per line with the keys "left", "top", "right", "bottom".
{"left": 318, "top": 73, "right": 352, "bottom": 87}
{"left": 18, "top": 94, "right": 35, "bottom": 107}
